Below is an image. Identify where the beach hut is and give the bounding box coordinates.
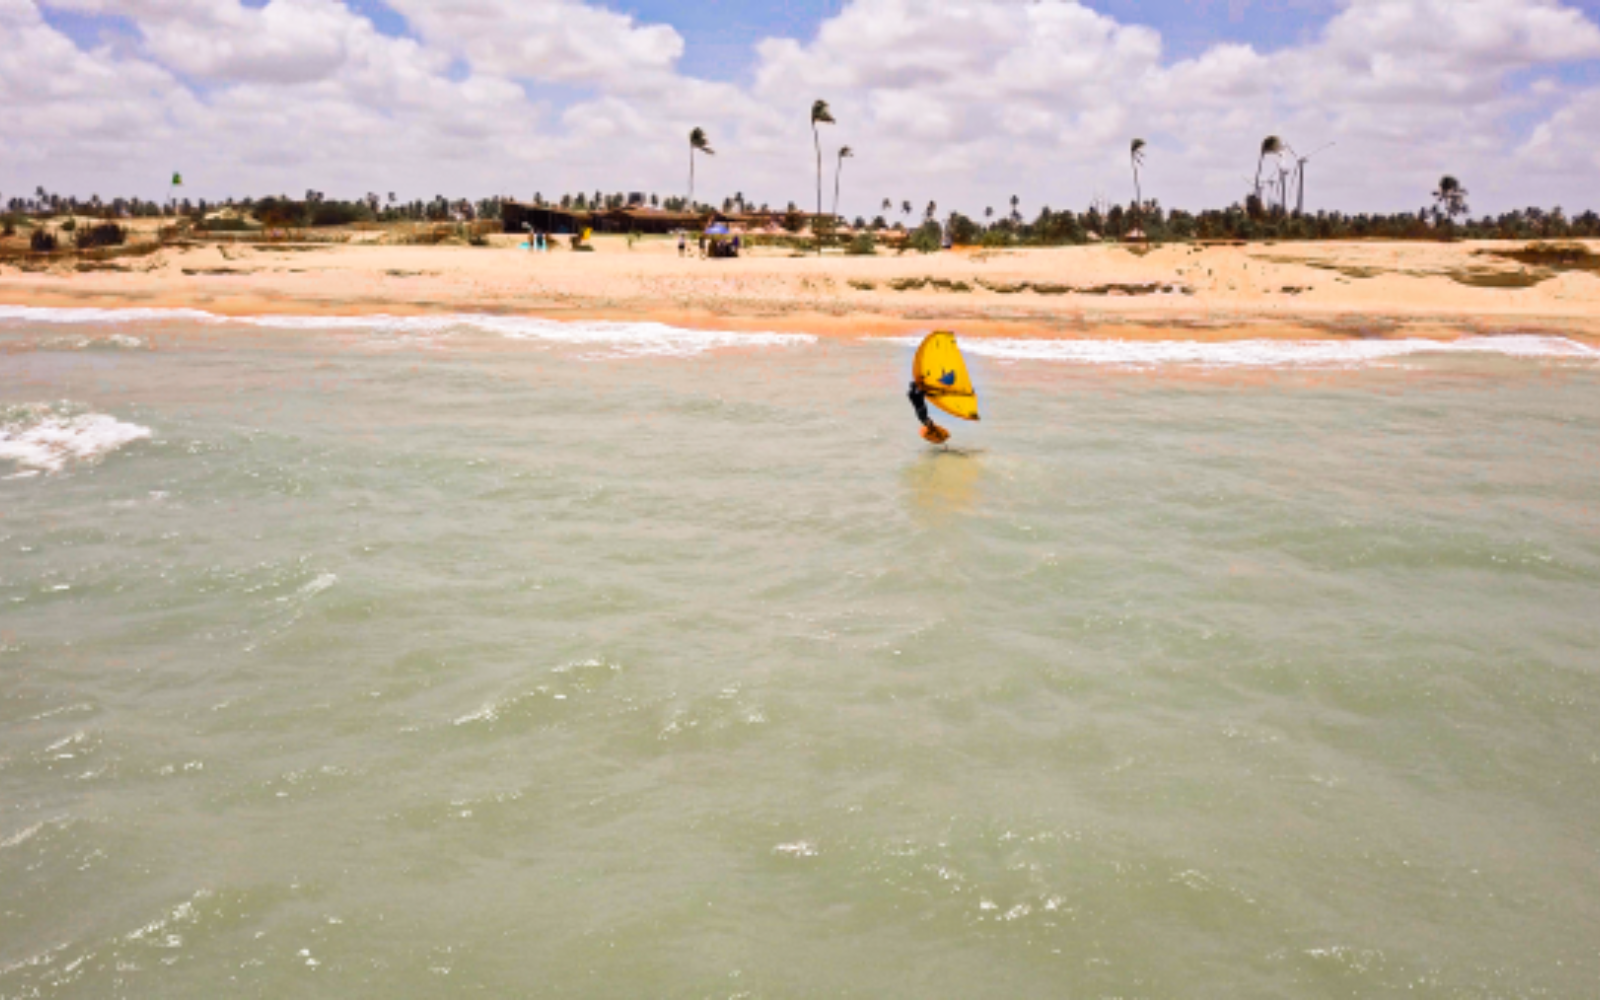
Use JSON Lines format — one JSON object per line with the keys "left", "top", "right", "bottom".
{"left": 502, "top": 201, "right": 591, "bottom": 236}
{"left": 596, "top": 207, "right": 706, "bottom": 235}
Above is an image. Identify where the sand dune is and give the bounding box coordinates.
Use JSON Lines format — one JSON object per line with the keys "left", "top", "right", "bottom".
{"left": 2, "top": 232, "right": 1597, "bottom": 343}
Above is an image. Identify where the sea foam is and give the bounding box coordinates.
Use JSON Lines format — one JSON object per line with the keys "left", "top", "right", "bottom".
{"left": 0, "top": 305, "right": 815, "bottom": 359}
{"left": 890, "top": 334, "right": 1600, "bottom": 368}
{"left": 0, "top": 403, "right": 151, "bottom": 474}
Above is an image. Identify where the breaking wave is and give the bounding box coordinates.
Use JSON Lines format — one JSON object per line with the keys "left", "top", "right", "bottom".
{"left": 939, "top": 335, "right": 1600, "bottom": 368}
{"left": 0, "top": 305, "right": 815, "bottom": 359}
{"left": 0, "top": 402, "right": 151, "bottom": 475}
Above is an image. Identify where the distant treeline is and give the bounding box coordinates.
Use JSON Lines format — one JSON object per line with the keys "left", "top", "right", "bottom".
{"left": 6, "top": 189, "right": 1599, "bottom": 244}
{"left": 2, "top": 191, "right": 507, "bottom": 226}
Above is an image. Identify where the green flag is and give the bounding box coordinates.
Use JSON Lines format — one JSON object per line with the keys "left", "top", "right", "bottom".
{"left": 171, "top": 172, "right": 183, "bottom": 187}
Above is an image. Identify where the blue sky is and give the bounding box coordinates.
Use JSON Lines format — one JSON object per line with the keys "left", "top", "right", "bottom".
{"left": 597, "top": 0, "right": 1341, "bottom": 76}
{"left": 42, "top": 0, "right": 1349, "bottom": 79}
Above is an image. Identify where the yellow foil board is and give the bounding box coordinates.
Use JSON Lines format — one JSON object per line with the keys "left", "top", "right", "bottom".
{"left": 914, "top": 332, "right": 980, "bottom": 421}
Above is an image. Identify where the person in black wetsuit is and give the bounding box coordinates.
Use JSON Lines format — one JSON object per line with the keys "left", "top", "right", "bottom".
{"left": 908, "top": 380, "right": 935, "bottom": 430}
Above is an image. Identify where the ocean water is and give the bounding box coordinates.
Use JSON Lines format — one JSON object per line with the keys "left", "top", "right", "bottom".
{"left": 3, "top": 311, "right": 1600, "bottom": 998}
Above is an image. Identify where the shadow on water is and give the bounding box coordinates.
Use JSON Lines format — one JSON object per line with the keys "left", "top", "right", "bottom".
{"left": 903, "top": 446, "right": 989, "bottom": 521}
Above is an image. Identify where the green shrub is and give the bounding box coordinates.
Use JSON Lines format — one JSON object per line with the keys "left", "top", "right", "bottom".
{"left": 31, "top": 228, "right": 59, "bottom": 253}
{"left": 1, "top": 216, "right": 15, "bottom": 238}
{"left": 909, "top": 222, "right": 942, "bottom": 254}
{"left": 846, "top": 232, "right": 876, "bottom": 255}
{"left": 61, "top": 218, "right": 77, "bottom": 233}
{"left": 74, "top": 223, "right": 127, "bottom": 250}
{"left": 309, "top": 201, "right": 374, "bottom": 227}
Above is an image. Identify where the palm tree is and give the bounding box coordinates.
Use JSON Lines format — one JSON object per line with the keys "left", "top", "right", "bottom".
{"left": 811, "top": 99, "right": 835, "bottom": 254}
{"left": 833, "top": 146, "right": 854, "bottom": 219}
{"left": 688, "top": 127, "right": 714, "bottom": 209}
{"left": 1010, "top": 194, "right": 1020, "bottom": 222}
{"left": 1130, "top": 138, "right": 1146, "bottom": 210}
{"left": 1255, "top": 136, "right": 1283, "bottom": 204}
{"left": 985, "top": 206, "right": 994, "bottom": 221}
{"left": 1433, "top": 175, "right": 1470, "bottom": 222}
{"left": 901, "top": 200, "right": 912, "bottom": 220}
{"left": 924, "top": 201, "right": 937, "bottom": 223}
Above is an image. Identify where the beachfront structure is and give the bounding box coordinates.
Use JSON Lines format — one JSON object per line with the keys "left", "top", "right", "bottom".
{"left": 501, "top": 201, "right": 843, "bottom": 237}
{"left": 501, "top": 201, "right": 591, "bottom": 235}
{"left": 592, "top": 207, "right": 706, "bottom": 234}
{"left": 501, "top": 201, "right": 708, "bottom": 235}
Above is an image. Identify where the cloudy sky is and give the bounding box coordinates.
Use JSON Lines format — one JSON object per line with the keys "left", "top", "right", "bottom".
{"left": 5, "top": 0, "right": 1599, "bottom": 217}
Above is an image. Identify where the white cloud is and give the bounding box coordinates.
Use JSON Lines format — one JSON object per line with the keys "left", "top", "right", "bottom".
{"left": 385, "top": 0, "right": 685, "bottom": 88}
{"left": 3, "top": 0, "right": 1599, "bottom": 215}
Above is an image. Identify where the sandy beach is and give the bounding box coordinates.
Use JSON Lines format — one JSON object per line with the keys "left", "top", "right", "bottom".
{"left": 3, "top": 228, "right": 1598, "bottom": 343}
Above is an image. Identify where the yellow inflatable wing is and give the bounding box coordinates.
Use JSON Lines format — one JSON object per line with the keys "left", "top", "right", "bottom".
{"left": 914, "top": 332, "right": 980, "bottom": 421}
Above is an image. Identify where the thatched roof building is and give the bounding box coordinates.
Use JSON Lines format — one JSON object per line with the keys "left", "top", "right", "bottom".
{"left": 593, "top": 207, "right": 705, "bottom": 234}
{"left": 502, "top": 201, "right": 591, "bottom": 235}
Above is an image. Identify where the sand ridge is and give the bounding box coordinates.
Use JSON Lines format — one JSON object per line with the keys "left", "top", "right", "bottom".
{"left": 2, "top": 232, "right": 1597, "bottom": 343}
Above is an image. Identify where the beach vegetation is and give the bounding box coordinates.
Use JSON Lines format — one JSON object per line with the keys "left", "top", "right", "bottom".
{"left": 846, "top": 232, "right": 876, "bottom": 256}
{"left": 811, "top": 99, "right": 835, "bottom": 256}
{"left": 833, "top": 145, "right": 854, "bottom": 220}
{"left": 1255, "top": 136, "right": 1284, "bottom": 205}
{"left": 1433, "top": 176, "right": 1470, "bottom": 225}
{"left": 73, "top": 222, "right": 127, "bottom": 250}
{"left": 30, "top": 228, "right": 59, "bottom": 253}
{"left": 909, "top": 221, "right": 942, "bottom": 254}
{"left": 946, "top": 212, "right": 981, "bottom": 245}
{"left": 688, "top": 127, "right": 714, "bottom": 206}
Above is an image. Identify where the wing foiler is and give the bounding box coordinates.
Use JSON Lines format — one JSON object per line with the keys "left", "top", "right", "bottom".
{"left": 914, "top": 332, "right": 980, "bottom": 443}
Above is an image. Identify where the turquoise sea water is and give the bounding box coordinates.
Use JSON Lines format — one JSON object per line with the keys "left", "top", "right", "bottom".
{"left": 3, "top": 313, "right": 1600, "bottom": 998}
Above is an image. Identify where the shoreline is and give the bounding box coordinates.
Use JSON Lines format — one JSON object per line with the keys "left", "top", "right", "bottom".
{"left": 2, "top": 235, "right": 1597, "bottom": 345}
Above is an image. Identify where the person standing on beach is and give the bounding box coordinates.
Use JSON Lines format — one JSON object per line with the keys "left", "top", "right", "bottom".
{"left": 678, "top": 232, "right": 686, "bottom": 257}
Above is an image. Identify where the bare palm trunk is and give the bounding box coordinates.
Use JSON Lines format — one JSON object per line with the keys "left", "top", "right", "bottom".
{"left": 814, "top": 125, "right": 823, "bottom": 256}
{"left": 833, "top": 159, "right": 844, "bottom": 220}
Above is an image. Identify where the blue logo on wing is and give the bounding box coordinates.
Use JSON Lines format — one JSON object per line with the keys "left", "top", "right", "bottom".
{"left": 939, "top": 370, "right": 957, "bottom": 387}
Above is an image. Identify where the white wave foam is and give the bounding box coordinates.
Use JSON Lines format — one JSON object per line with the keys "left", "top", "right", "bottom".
{"left": 0, "top": 403, "right": 151, "bottom": 474}
{"left": 36, "top": 333, "right": 149, "bottom": 351}
{"left": 915, "top": 335, "right": 1600, "bottom": 368}
{"left": 0, "top": 304, "right": 814, "bottom": 359}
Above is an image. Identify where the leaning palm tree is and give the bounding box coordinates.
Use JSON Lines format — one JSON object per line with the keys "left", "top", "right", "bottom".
{"left": 901, "top": 200, "right": 912, "bottom": 219}
{"left": 1130, "top": 138, "right": 1147, "bottom": 210}
{"left": 811, "top": 100, "right": 835, "bottom": 253}
{"left": 688, "top": 127, "right": 714, "bottom": 209}
{"left": 832, "top": 146, "right": 854, "bottom": 219}
{"left": 1255, "top": 136, "right": 1283, "bottom": 204}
